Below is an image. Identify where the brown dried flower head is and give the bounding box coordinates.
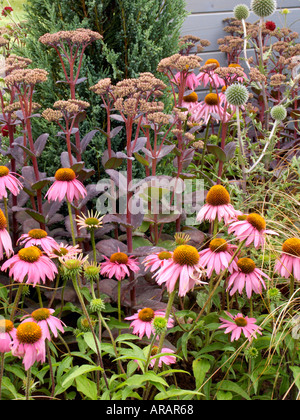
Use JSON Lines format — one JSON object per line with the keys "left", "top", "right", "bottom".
{"left": 42, "top": 108, "right": 63, "bottom": 122}
{"left": 5, "top": 68, "right": 48, "bottom": 86}
{"left": 157, "top": 54, "right": 202, "bottom": 73}
{"left": 90, "top": 78, "right": 112, "bottom": 96}
{"left": 39, "top": 29, "right": 102, "bottom": 47}
{"left": 53, "top": 99, "right": 90, "bottom": 114}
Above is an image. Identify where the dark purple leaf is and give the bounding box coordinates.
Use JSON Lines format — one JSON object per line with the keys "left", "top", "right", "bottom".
{"left": 224, "top": 142, "right": 237, "bottom": 161}
{"left": 75, "top": 77, "right": 87, "bottom": 85}
{"left": 60, "top": 151, "right": 77, "bottom": 168}
{"left": 96, "top": 238, "right": 127, "bottom": 257}
{"left": 109, "top": 126, "right": 123, "bottom": 139}
{"left": 34, "top": 133, "right": 49, "bottom": 157}
{"left": 80, "top": 129, "right": 99, "bottom": 152}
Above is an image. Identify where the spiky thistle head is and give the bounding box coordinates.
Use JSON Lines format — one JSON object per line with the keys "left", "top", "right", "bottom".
{"left": 234, "top": 4, "right": 250, "bottom": 20}
{"left": 270, "top": 105, "right": 287, "bottom": 121}
{"left": 251, "top": 0, "right": 277, "bottom": 18}
{"left": 225, "top": 83, "right": 249, "bottom": 107}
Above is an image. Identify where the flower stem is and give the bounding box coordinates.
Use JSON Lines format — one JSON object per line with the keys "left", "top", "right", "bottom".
{"left": 90, "top": 229, "right": 97, "bottom": 263}
{"left": 0, "top": 353, "right": 4, "bottom": 400}
{"left": 143, "top": 289, "right": 176, "bottom": 400}
{"left": 46, "top": 340, "right": 55, "bottom": 398}
{"left": 290, "top": 275, "right": 295, "bottom": 300}
{"left": 192, "top": 239, "right": 246, "bottom": 328}
{"left": 117, "top": 281, "right": 122, "bottom": 324}
{"left": 71, "top": 275, "right": 109, "bottom": 392}
{"left": 10, "top": 282, "right": 24, "bottom": 321}
{"left": 152, "top": 289, "right": 176, "bottom": 370}
{"left": 67, "top": 200, "right": 76, "bottom": 246}
{"left": 25, "top": 368, "right": 31, "bottom": 400}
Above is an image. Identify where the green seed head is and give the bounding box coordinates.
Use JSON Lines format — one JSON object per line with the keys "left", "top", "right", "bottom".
{"left": 90, "top": 298, "right": 106, "bottom": 313}
{"left": 225, "top": 83, "right": 249, "bottom": 107}
{"left": 251, "top": 0, "right": 277, "bottom": 18}
{"left": 152, "top": 316, "right": 168, "bottom": 335}
{"left": 234, "top": 4, "right": 250, "bottom": 20}
{"left": 267, "top": 287, "right": 281, "bottom": 303}
{"left": 244, "top": 346, "right": 259, "bottom": 360}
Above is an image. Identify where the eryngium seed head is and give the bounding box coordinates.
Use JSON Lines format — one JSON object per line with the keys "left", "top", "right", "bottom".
{"left": 270, "top": 105, "right": 287, "bottom": 121}
{"left": 234, "top": 4, "right": 250, "bottom": 20}
{"left": 251, "top": 0, "right": 277, "bottom": 18}
{"left": 225, "top": 83, "right": 249, "bottom": 106}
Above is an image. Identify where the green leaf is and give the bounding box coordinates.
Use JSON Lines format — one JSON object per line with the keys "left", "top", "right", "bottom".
{"left": 216, "top": 390, "right": 233, "bottom": 400}
{"left": 290, "top": 366, "right": 300, "bottom": 391}
{"left": 1, "top": 377, "right": 21, "bottom": 399}
{"left": 154, "top": 388, "right": 204, "bottom": 400}
{"left": 125, "top": 372, "right": 168, "bottom": 389}
{"left": 75, "top": 375, "right": 98, "bottom": 400}
{"left": 193, "top": 358, "right": 211, "bottom": 390}
{"left": 62, "top": 365, "right": 103, "bottom": 388}
{"left": 206, "top": 144, "right": 227, "bottom": 162}
{"left": 218, "top": 380, "right": 251, "bottom": 400}
{"left": 134, "top": 152, "right": 150, "bottom": 167}
{"left": 25, "top": 209, "right": 46, "bottom": 224}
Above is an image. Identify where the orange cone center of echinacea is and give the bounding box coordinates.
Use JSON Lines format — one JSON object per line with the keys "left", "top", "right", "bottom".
{"left": 282, "top": 238, "right": 300, "bottom": 257}
{"left": 18, "top": 246, "right": 42, "bottom": 263}
{"left": 246, "top": 213, "right": 266, "bottom": 232}
{"left": 234, "top": 317, "right": 248, "bottom": 327}
{"left": 158, "top": 251, "right": 173, "bottom": 261}
{"left": 228, "top": 63, "right": 242, "bottom": 68}
{"left": 0, "top": 209, "right": 7, "bottom": 230}
{"left": 209, "top": 238, "right": 228, "bottom": 253}
{"left": 0, "top": 166, "right": 9, "bottom": 177}
{"left": 206, "top": 185, "right": 231, "bottom": 206}
{"left": 0, "top": 319, "right": 14, "bottom": 333}
{"left": 28, "top": 229, "right": 48, "bottom": 239}
{"left": 205, "top": 58, "right": 220, "bottom": 69}
{"left": 138, "top": 308, "right": 155, "bottom": 322}
{"left": 16, "top": 322, "right": 42, "bottom": 344}
{"left": 31, "top": 308, "right": 51, "bottom": 322}
{"left": 110, "top": 252, "right": 129, "bottom": 265}
{"left": 204, "top": 93, "right": 219, "bottom": 106}
{"left": 173, "top": 245, "right": 200, "bottom": 267}
{"left": 183, "top": 91, "right": 198, "bottom": 103}
{"left": 237, "top": 257, "right": 256, "bottom": 274}
{"left": 55, "top": 168, "right": 76, "bottom": 182}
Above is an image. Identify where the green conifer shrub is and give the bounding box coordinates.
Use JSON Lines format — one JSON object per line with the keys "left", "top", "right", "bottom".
{"left": 16, "top": 0, "right": 187, "bottom": 176}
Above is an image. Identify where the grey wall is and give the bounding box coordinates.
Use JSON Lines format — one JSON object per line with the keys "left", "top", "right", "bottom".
{"left": 183, "top": 0, "right": 300, "bottom": 67}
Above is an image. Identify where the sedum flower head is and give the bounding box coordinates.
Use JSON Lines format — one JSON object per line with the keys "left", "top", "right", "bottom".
{"left": 234, "top": 4, "right": 250, "bottom": 20}
{"left": 225, "top": 83, "right": 249, "bottom": 107}
{"left": 251, "top": 0, "right": 277, "bottom": 18}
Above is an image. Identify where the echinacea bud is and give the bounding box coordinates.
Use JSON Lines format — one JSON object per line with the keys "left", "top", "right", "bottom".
{"left": 244, "top": 346, "right": 259, "bottom": 360}
{"left": 251, "top": 0, "right": 277, "bottom": 18}
{"left": 152, "top": 317, "right": 168, "bottom": 335}
{"left": 225, "top": 83, "right": 249, "bottom": 107}
{"left": 270, "top": 105, "right": 287, "bottom": 121}
{"left": 90, "top": 298, "right": 105, "bottom": 313}
{"left": 77, "top": 315, "right": 97, "bottom": 332}
{"left": 84, "top": 262, "right": 101, "bottom": 281}
{"left": 234, "top": 4, "right": 250, "bottom": 20}
{"left": 267, "top": 287, "right": 281, "bottom": 303}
